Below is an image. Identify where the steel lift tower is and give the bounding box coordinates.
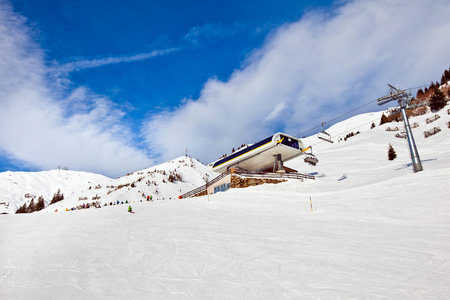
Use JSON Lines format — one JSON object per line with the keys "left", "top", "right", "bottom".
{"left": 377, "top": 84, "right": 423, "bottom": 172}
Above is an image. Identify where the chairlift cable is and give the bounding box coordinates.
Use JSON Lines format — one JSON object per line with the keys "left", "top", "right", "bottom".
{"left": 306, "top": 116, "right": 385, "bottom": 151}
{"left": 294, "top": 98, "right": 378, "bottom": 138}
{"left": 294, "top": 83, "right": 430, "bottom": 139}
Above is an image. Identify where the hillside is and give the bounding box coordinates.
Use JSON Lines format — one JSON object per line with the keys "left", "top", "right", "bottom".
{"left": 1, "top": 104, "right": 450, "bottom": 298}
{"left": 0, "top": 170, "right": 111, "bottom": 214}
{"left": 0, "top": 157, "right": 215, "bottom": 214}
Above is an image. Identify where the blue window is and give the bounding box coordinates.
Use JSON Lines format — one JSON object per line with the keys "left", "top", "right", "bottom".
{"left": 214, "top": 183, "right": 231, "bottom": 194}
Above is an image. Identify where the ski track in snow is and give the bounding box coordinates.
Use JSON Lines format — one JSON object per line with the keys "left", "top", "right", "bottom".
{"left": 1, "top": 107, "right": 450, "bottom": 299}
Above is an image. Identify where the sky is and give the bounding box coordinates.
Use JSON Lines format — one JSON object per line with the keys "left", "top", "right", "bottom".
{"left": 1, "top": 0, "right": 450, "bottom": 178}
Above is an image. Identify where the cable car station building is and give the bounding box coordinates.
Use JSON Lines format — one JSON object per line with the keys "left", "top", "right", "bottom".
{"left": 180, "top": 133, "right": 315, "bottom": 199}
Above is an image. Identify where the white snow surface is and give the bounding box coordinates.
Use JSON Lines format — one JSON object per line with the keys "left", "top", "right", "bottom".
{"left": 1, "top": 106, "right": 450, "bottom": 299}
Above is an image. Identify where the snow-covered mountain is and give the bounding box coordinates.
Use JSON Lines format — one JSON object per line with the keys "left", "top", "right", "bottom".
{"left": 0, "top": 170, "right": 111, "bottom": 213}
{"left": 0, "top": 156, "right": 215, "bottom": 214}
{"left": 1, "top": 104, "right": 450, "bottom": 299}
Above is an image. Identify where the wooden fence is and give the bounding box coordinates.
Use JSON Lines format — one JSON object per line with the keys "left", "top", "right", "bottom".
{"left": 386, "top": 126, "right": 399, "bottom": 131}
{"left": 426, "top": 114, "right": 440, "bottom": 124}
{"left": 424, "top": 127, "right": 441, "bottom": 138}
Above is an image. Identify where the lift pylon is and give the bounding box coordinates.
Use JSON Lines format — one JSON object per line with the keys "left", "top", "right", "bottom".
{"left": 377, "top": 84, "right": 423, "bottom": 173}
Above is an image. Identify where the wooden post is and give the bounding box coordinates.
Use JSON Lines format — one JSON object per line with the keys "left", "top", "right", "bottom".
{"left": 206, "top": 178, "right": 209, "bottom": 203}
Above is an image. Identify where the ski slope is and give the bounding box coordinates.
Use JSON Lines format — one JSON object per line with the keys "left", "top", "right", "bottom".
{"left": 1, "top": 106, "right": 450, "bottom": 299}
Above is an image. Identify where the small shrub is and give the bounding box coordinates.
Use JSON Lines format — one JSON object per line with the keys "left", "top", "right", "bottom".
{"left": 388, "top": 144, "right": 397, "bottom": 161}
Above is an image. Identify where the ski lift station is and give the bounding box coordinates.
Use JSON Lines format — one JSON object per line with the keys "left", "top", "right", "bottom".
{"left": 180, "top": 132, "right": 316, "bottom": 199}
{"left": 212, "top": 132, "right": 306, "bottom": 173}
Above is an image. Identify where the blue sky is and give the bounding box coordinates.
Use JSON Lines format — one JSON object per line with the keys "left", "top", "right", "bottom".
{"left": 1, "top": 0, "right": 450, "bottom": 177}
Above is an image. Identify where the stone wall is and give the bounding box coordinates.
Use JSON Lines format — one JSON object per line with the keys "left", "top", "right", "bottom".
{"left": 230, "top": 175, "right": 286, "bottom": 189}
{"left": 191, "top": 174, "right": 286, "bottom": 197}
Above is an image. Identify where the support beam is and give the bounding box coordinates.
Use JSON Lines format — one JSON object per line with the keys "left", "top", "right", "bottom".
{"left": 377, "top": 84, "right": 423, "bottom": 173}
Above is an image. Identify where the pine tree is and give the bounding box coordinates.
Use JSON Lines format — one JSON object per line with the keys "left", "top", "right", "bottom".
{"left": 380, "top": 114, "right": 388, "bottom": 125}
{"left": 430, "top": 81, "right": 436, "bottom": 91}
{"left": 441, "top": 73, "right": 447, "bottom": 85}
{"left": 430, "top": 89, "right": 446, "bottom": 112}
{"left": 371, "top": 122, "right": 376, "bottom": 129}
{"left": 27, "top": 199, "right": 36, "bottom": 213}
{"left": 388, "top": 144, "right": 397, "bottom": 161}
{"left": 36, "top": 196, "right": 45, "bottom": 211}
{"left": 50, "top": 189, "right": 64, "bottom": 205}
{"left": 16, "top": 202, "right": 27, "bottom": 214}
{"left": 444, "top": 68, "right": 450, "bottom": 83}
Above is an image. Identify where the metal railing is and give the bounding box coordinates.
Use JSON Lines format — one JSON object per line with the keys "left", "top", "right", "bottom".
{"left": 180, "top": 170, "right": 232, "bottom": 199}
{"left": 180, "top": 169, "right": 314, "bottom": 199}
{"left": 233, "top": 169, "right": 315, "bottom": 180}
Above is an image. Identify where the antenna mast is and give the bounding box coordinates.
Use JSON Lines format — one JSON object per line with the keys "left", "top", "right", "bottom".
{"left": 377, "top": 84, "right": 423, "bottom": 172}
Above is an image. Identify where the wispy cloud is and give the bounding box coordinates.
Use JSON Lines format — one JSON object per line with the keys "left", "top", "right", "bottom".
{"left": 183, "top": 22, "right": 245, "bottom": 46}
{"left": 54, "top": 47, "right": 180, "bottom": 74}
{"left": 54, "top": 22, "right": 243, "bottom": 75}
{"left": 0, "top": 3, "right": 153, "bottom": 177}
{"left": 142, "top": 0, "right": 450, "bottom": 164}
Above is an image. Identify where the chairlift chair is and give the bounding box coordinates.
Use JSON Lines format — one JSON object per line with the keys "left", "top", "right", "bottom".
{"left": 304, "top": 154, "right": 319, "bottom": 166}
{"left": 302, "top": 146, "right": 319, "bottom": 166}
{"left": 318, "top": 122, "right": 333, "bottom": 143}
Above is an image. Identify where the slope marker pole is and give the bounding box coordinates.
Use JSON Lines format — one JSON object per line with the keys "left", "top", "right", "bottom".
{"left": 310, "top": 196, "right": 313, "bottom": 212}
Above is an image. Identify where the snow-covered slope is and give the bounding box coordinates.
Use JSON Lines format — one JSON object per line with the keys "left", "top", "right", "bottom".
{"left": 0, "top": 170, "right": 111, "bottom": 213}
{"left": 1, "top": 105, "right": 450, "bottom": 299}
{"left": 0, "top": 157, "right": 215, "bottom": 214}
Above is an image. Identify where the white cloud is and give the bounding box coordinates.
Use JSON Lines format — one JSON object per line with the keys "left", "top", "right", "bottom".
{"left": 264, "top": 102, "right": 286, "bottom": 122}
{"left": 143, "top": 0, "right": 450, "bottom": 164}
{"left": 0, "top": 3, "right": 153, "bottom": 178}
{"left": 53, "top": 48, "right": 179, "bottom": 75}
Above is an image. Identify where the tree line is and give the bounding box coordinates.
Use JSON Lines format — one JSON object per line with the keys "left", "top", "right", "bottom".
{"left": 16, "top": 189, "right": 64, "bottom": 214}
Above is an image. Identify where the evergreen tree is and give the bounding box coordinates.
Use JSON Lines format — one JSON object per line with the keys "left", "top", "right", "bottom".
{"left": 441, "top": 73, "right": 447, "bottom": 85}
{"left": 444, "top": 68, "right": 450, "bottom": 84}
{"left": 380, "top": 114, "right": 388, "bottom": 125}
{"left": 27, "top": 199, "right": 36, "bottom": 213}
{"left": 371, "top": 122, "right": 376, "bottom": 129}
{"left": 36, "top": 196, "right": 45, "bottom": 211}
{"left": 430, "top": 89, "right": 446, "bottom": 112}
{"left": 50, "top": 189, "right": 64, "bottom": 205}
{"left": 16, "top": 202, "right": 27, "bottom": 214}
{"left": 388, "top": 144, "right": 397, "bottom": 161}
{"left": 430, "top": 81, "right": 436, "bottom": 91}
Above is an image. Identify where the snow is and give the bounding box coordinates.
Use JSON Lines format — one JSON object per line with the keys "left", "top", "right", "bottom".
{"left": 0, "top": 170, "right": 111, "bottom": 213}
{"left": 1, "top": 106, "right": 450, "bottom": 299}
{"left": 0, "top": 157, "right": 215, "bottom": 214}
